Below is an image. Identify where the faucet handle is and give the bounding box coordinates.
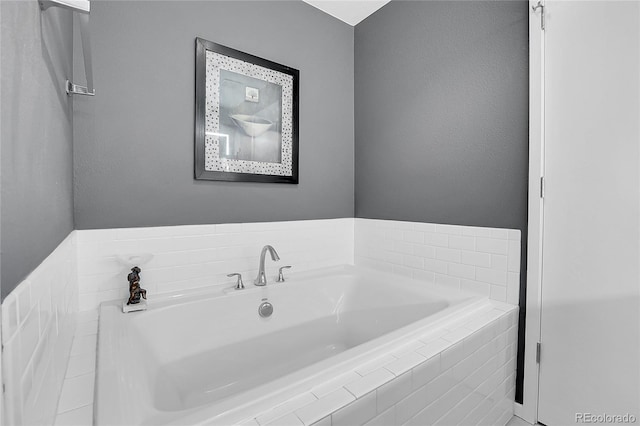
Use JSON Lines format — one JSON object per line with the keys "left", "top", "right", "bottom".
{"left": 276, "top": 266, "right": 292, "bottom": 283}
{"left": 227, "top": 273, "right": 245, "bottom": 290}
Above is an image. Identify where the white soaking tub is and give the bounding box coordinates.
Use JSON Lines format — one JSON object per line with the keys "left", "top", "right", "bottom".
{"left": 95, "top": 265, "right": 486, "bottom": 425}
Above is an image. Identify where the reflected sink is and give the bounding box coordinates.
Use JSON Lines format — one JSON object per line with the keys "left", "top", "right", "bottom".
{"left": 230, "top": 114, "right": 273, "bottom": 137}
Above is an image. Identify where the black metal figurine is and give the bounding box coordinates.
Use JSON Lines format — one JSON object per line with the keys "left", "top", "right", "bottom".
{"left": 127, "top": 266, "right": 147, "bottom": 305}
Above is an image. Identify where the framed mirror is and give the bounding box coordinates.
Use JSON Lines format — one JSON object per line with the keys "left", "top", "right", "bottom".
{"left": 195, "top": 38, "right": 299, "bottom": 183}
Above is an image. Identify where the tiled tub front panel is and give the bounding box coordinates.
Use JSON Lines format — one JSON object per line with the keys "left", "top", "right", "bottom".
{"left": 243, "top": 304, "right": 518, "bottom": 426}
{"left": 76, "top": 219, "right": 354, "bottom": 311}
{"left": 355, "top": 219, "right": 521, "bottom": 304}
{"left": 1, "top": 233, "right": 78, "bottom": 426}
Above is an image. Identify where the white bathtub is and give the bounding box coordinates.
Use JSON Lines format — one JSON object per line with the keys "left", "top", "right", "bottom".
{"left": 95, "top": 265, "right": 488, "bottom": 425}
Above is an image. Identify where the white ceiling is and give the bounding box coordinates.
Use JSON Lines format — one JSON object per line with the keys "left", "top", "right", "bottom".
{"left": 302, "top": 0, "right": 391, "bottom": 26}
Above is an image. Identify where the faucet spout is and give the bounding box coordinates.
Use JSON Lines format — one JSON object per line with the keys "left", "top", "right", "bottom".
{"left": 255, "top": 245, "right": 280, "bottom": 286}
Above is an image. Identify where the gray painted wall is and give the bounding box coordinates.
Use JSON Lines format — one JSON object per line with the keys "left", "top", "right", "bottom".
{"left": 1, "top": 1, "right": 75, "bottom": 299}
{"left": 73, "top": 1, "right": 355, "bottom": 229}
{"left": 354, "top": 0, "right": 529, "bottom": 401}
{"left": 354, "top": 1, "right": 528, "bottom": 231}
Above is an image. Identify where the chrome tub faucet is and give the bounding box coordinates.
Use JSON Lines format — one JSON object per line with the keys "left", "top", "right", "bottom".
{"left": 276, "top": 265, "right": 292, "bottom": 282}
{"left": 227, "top": 273, "right": 245, "bottom": 290}
{"left": 255, "top": 245, "right": 280, "bottom": 286}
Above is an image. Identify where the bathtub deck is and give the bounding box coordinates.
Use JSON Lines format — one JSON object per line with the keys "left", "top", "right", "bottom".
{"left": 53, "top": 310, "right": 98, "bottom": 426}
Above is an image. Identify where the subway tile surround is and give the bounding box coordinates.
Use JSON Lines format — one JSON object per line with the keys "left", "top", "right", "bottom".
{"left": 2, "top": 218, "right": 522, "bottom": 425}
{"left": 1, "top": 234, "right": 78, "bottom": 426}
{"left": 75, "top": 218, "right": 519, "bottom": 311}
{"left": 354, "top": 219, "right": 521, "bottom": 305}
{"left": 76, "top": 219, "right": 354, "bottom": 311}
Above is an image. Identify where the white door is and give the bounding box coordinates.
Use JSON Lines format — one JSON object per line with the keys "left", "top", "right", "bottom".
{"left": 538, "top": 1, "right": 640, "bottom": 425}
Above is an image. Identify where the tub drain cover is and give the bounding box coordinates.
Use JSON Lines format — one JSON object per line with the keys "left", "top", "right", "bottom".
{"left": 258, "top": 300, "right": 273, "bottom": 318}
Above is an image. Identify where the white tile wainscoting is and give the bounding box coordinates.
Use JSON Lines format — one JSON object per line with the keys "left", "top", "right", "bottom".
{"left": 76, "top": 218, "right": 355, "bottom": 311}
{"left": 354, "top": 219, "right": 521, "bottom": 305}
{"left": 1, "top": 218, "right": 522, "bottom": 425}
{"left": 1, "top": 234, "right": 78, "bottom": 426}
